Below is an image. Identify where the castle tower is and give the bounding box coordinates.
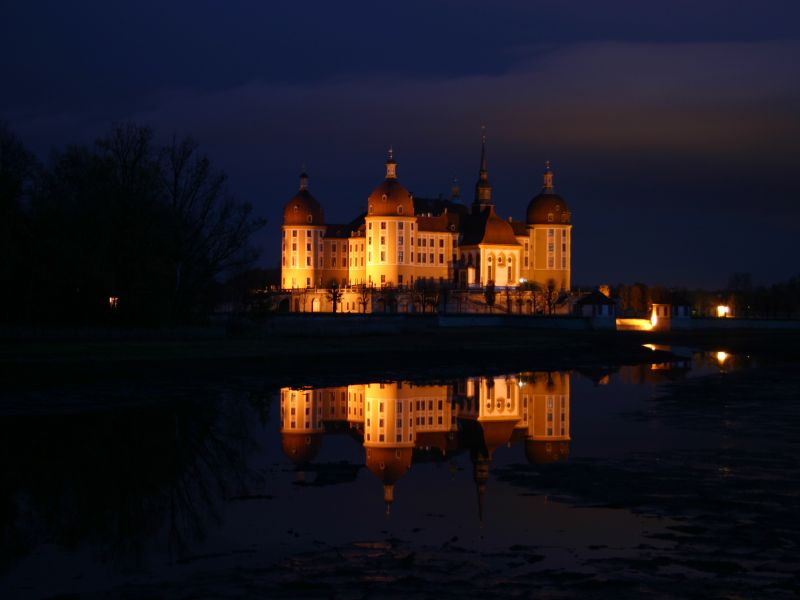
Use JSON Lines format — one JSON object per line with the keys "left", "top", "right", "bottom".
{"left": 362, "top": 382, "right": 415, "bottom": 513}
{"left": 520, "top": 371, "right": 571, "bottom": 464}
{"left": 281, "top": 171, "right": 326, "bottom": 289}
{"left": 364, "top": 149, "right": 417, "bottom": 288}
{"left": 524, "top": 161, "right": 572, "bottom": 290}
{"left": 279, "top": 387, "right": 325, "bottom": 466}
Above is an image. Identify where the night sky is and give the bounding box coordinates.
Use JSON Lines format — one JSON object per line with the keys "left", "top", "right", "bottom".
{"left": 3, "top": 1, "right": 799, "bottom": 287}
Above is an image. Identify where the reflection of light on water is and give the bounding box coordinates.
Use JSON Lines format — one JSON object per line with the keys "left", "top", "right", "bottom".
{"left": 642, "top": 344, "right": 657, "bottom": 351}
{"left": 716, "top": 351, "right": 729, "bottom": 365}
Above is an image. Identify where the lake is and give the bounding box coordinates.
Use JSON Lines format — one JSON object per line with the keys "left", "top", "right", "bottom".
{"left": 1, "top": 347, "right": 798, "bottom": 598}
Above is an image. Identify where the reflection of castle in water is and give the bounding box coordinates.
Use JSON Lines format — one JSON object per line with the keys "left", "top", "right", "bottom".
{"left": 280, "top": 372, "right": 570, "bottom": 515}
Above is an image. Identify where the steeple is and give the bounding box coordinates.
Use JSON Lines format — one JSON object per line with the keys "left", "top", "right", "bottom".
{"left": 385, "top": 146, "right": 397, "bottom": 179}
{"left": 473, "top": 129, "right": 492, "bottom": 211}
{"left": 543, "top": 160, "right": 554, "bottom": 191}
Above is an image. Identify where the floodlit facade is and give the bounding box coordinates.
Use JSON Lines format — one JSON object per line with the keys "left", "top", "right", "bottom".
{"left": 279, "top": 372, "right": 570, "bottom": 513}
{"left": 280, "top": 139, "right": 573, "bottom": 300}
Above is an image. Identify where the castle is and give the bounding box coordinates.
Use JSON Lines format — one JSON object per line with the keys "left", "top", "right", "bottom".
{"left": 280, "top": 138, "right": 572, "bottom": 311}
{"left": 280, "top": 372, "right": 570, "bottom": 516}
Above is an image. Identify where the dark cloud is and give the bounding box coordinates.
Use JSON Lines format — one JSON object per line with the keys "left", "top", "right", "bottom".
{"left": 2, "top": 3, "right": 799, "bottom": 286}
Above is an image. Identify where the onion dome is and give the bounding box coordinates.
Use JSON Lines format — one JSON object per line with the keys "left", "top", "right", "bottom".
{"left": 283, "top": 171, "right": 325, "bottom": 226}
{"left": 525, "top": 439, "right": 570, "bottom": 464}
{"left": 366, "top": 446, "right": 413, "bottom": 513}
{"left": 526, "top": 161, "right": 571, "bottom": 225}
{"left": 367, "top": 148, "right": 415, "bottom": 217}
{"left": 281, "top": 432, "right": 323, "bottom": 466}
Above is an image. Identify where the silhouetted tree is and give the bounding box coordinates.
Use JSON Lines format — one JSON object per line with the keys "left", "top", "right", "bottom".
{"left": 0, "top": 123, "right": 38, "bottom": 321}
{"left": 158, "top": 135, "right": 265, "bottom": 316}
{"left": 484, "top": 281, "right": 496, "bottom": 313}
{"left": 326, "top": 282, "right": 343, "bottom": 313}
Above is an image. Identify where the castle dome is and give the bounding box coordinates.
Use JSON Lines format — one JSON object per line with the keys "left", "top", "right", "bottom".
{"left": 526, "top": 162, "right": 571, "bottom": 225}
{"left": 365, "top": 446, "right": 413, "bottom": 484}
{"left": 281, "top": 432, "right": 323, "bottom": 466}
{"left": 524, "top": 439, "right": 570, "bottom": 464}
{"left": 283, "top": 171, "right": 325, "bottom": 226}
{"left": 367, "top": 149, "right": 415, "bottom": 218}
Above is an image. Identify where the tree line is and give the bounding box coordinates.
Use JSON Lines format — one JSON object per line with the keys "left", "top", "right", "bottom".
{"left": 0, "top": 122, "right": 265, "bottom": 325}
{"left": 614, "top": 273, "right": 800, "bottom": 319}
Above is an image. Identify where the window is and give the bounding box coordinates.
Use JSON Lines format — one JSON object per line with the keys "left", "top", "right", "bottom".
{"left": 306, "top": 256, "right": 311, "bottom": 266}
{"left": 306, "top": 243, "right": 311, "bottom": 251}
{"left": 422, "top": 239, "right": 426, "bottom": 247}
{"left": 547, "top": 213, "right": 554, "bottom": 222}
{"left": 292, "top": 230, "right": 297, "bottom": 237}
{"left": 548, "top": 257, "right": 555, "bottom": 268}
{"left": 368, "top": 237, "right": 372, "bottom": 245}
{"left": 306, "top": 277, "right": 310, "bottom": 286}
{"left": 439, "top": 253, "right": 444, "bottom": 264}
{"left": 380, "top": 236, "right": 385, "bottom": 245}
{"left": 381, "top": 222, "right": 386, "bottom": 230}
{"left": 548, "top": 243, "right": 554, "bottom": 252}
{"left": 380, "top": 250, "right": 385, "bottom": 262}
{"left": 548, "top": 229, "right": 554, "bottom": 237}
{"left": 439, "top": 239, "right": 444, "bottom": 248}
{"left": 397, "top": 205, "right": 404, "bottom": 214}
{"left": 381, "top": 274, "right": 386, "bottom": 284}
{"left": 291, "top": 257, "right": 296, "bottom": 266}
{"left": 332, "top": 257, "right": 336, "bottom": 267}
{"left": 398, "top": 274, "right": 404, "bottom": 284}
{"left": 398, "top": 251, "right": 404, "bottom": 263}
{"left": 396, "top": 419, "right": 402, "bottom": 427}
{"left": 398, "top": 236, "right": 404, "bottom": 245}
{"left": 399, "top": 222, "right": 404, "bottom": 230}
{"left": 429, "top": 253, "right": 434, "bottom": 263}
{"left": 368, "top": 252, "right": 372, "bottom": 262}
{"left": 292, "top": 243, "right": 297, "bottom": 251}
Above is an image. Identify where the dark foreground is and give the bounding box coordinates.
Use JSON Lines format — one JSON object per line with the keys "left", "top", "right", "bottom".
{"left": 1, "top": 327, "right": 799, "bottom": 598}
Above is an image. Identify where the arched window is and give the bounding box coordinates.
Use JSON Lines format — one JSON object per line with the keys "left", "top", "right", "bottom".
{"left": 547, "top": 213, "right": 554, "bottom": 222}
{"left": 293, "top": 205, "right": 299, "bottom": 213}
{"left": 369, "top": 204, "right": 374, "bottom": 215}
{"left": 397, "top": 205, "right": 404, "bottom": 214}
{"left": 306, "top": 215, "right": 313, "bottom": 223}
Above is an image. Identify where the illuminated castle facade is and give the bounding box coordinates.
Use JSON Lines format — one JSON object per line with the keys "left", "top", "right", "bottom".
{"left": 279, "top": 372, "right": 571, "bottom": 515}
{"left": 280, "top": 139, "right": 572, "bottom": 299}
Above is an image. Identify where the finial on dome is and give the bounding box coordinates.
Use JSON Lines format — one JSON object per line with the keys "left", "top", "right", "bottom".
{"left": 543, "top": 160, "right": 554, "bottom": 191}
{"left": 384, "top": 484, "right": 394, "bottom": 515}
{"left": 299, "top": 166, "right": 308, "bottom": 191}
{"left": 385, "top": 146, "right": 397, "bottom": 179}
{"left": 451, "top": 177, "right": 461, "bottom": 201}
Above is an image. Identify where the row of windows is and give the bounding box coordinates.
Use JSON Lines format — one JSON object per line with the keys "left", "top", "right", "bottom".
{"left": 368, "top": 221, "right": 414, "bottom": 231}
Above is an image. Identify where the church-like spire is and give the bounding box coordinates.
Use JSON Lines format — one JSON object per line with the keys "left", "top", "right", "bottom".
{"left": 543, "top": 160, "right": 554, "bottom": 191}
{"left": 473, "top": 128, "right": 492, "bottom": 210}
{"left": 385, "top": 146, "right": 397, "bottom": 179}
